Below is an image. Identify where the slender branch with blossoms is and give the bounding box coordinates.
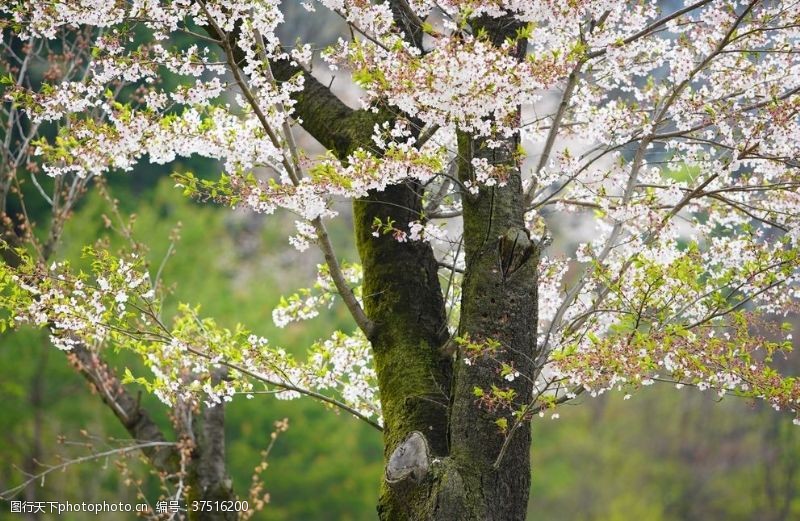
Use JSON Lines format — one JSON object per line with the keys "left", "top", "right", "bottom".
{"left": 0, "top": 247, "right": 382, "bottom": 428}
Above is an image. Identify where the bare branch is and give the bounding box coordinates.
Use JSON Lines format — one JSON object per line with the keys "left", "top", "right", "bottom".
{"left": 0, "top": 441, "right": 177, "bottom": 500}
{"left": 586, "top": 0, "right": 716, "bottom": 59}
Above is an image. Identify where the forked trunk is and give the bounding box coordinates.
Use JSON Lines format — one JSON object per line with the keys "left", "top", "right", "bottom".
{"left": 281, "top": 14, "right": 537, "bottom": 517}
{"left": 359, "top": 134, "right": 538, "bottom": 521}
{"left": 360, "top": 17, "right": 537, "bottom": 519}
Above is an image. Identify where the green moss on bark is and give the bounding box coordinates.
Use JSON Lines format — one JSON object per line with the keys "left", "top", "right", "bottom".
{"left": 353, "top": 184, "right": 453, "bottom": 520}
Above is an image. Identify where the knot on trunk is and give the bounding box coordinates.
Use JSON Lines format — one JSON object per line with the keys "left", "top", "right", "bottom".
{"left": 498, "top": 227, "right": 533, "bottom": 278}
{"left": 385, "top": 431, "right": 431, "bottom": 485}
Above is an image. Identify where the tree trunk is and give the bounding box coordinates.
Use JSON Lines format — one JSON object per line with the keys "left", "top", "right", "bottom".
{"left": 362, "top": 137, "right": 538, "bottom": 521}
{"left": 186, "top": 378, "right": 238, "bottom": 521}
{"left": 279, "top": 17, "right": 538, "bottom": 515}
{"left": 357, "top": 16, "right": 537, "bottom": 519}
{"left": 354, "top": 183, "right": 453, "bottom": 519}
{"left": 445, "top": 128, "right": 539, "bottom": 520}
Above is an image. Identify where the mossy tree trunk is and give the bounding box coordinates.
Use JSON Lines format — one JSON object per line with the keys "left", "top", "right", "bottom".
{"left": 354, "top": 183, "right": 454, "bottom": 519}
{"left": 445, "top": 19, "right": 539, "bottom": 521}
{"left": 443, "top": 134, "right": 538, "bottom": 521}
{"left": 284, "top": 14, "right": 538, "bottom": 519}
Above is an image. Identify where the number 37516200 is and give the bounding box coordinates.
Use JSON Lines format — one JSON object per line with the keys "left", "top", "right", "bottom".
{"left": 190, "top": 500, "right": 249, "bottom": 513}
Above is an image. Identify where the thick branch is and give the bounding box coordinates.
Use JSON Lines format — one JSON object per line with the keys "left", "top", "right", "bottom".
{"left": 186, "top": 370, "right": 237, "bottom": 521}
{"left": 389, "top": 0, "right": 426, "bottom": 50}
{"left": 69, "top": 345, "right": 180, "bottom": 474}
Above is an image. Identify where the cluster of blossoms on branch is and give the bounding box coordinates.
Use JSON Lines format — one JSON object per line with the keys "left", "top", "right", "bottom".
{"left": 549, "top": 312, "right": 800, "bottom": 423}
{"left": 272, "top": 262, "right": 363, "bottom": 326}
{"left": 1, "top": 0, "right": 799, "bottom": 426}
{"left": 0, "top": 248, "right": 381, "bottom": 422}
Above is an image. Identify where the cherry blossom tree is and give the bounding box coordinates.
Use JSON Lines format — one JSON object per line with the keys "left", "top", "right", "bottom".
{"left": 2, "top": 0, "right": 799, "bottom": 519}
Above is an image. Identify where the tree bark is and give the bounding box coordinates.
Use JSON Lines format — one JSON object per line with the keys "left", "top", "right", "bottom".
{"left": 186, "top": 399, "right": 238, "bottom": 521}
{"left": 369, "top": 16, "right": 538, "bottom": 519}
{"left": 445, "top": 129, "right": 539, "bottom": 520}
{"left": 354, "top": 183, "right": 453, "bottom": 519}
{"left": 369, "top": 123, "right": 539, "bottom": 521}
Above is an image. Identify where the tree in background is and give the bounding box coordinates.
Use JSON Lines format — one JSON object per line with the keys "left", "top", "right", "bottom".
{"left": 1, "top": 1, "right": 799, "bottom": 520}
